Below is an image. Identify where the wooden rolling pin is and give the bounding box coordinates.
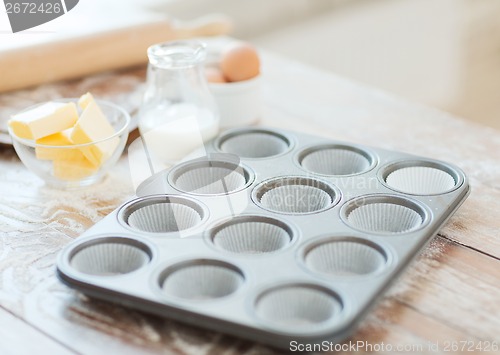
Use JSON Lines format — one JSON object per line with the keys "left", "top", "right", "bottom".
{"left": 0, "top": 14, "right": 232, "bottom": 93}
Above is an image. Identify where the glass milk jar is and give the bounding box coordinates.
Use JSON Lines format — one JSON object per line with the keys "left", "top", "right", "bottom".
{"left": 138, "top": 41, "right": 219, "bottom": 166}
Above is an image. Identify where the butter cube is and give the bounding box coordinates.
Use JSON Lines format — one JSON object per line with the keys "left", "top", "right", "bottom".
{"left": 35, "top": 129, "right": 87, "bottom": 161}
{"left": 53, "top": 156, "right": 99, "bottom": 181}
{"left": 78, "top": 92, "right": 94, "bottom": 110}
{"left": 70, "top": 99, "right": 118, "bottom": 166}
{"left": 8, "top": 102, "right": 79, "bottom": 140}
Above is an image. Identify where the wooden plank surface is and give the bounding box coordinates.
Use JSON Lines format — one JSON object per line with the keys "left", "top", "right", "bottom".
{"left": 0, "top": 51, "right": 499, "bottom": 354}
{"left": 0, "top": 308, "right": 73, "bottom": 355}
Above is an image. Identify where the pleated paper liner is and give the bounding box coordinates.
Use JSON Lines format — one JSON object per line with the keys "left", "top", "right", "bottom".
{"left": 69, "top": 237, "right": 152, "bottom": 276}
{"left": 383, "top": 160, "right": 459, "bottom": 195}
{"left": 299, "top": 144, "right": 374, "bottom": 176}
{"left": 343, "top": 195, "right": 427, "bottom": 234}
{"left": 158, "top": 260, "right": 244, "bottom": 300}
{"left": 170, "top": 159, "right": 251, "bottom": 195}
{"left": 218, "top": 129, "right": 291, "bottom": 158}
{"left": 121, "top": 196, "right": 205, "bottom": 233}
{"left": 254, "top": 177, "right": 338, "bottom": 214}
{"left": 254, "top": 283, "right": 343, "bottom": 330}
{"left": 304, "top": 237, "right": 387, "bottom": 277}
{"left": 210, "top": 216, "right": 294, "bottom": 254}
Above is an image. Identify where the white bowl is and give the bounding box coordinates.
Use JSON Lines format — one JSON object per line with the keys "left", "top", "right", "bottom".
{"left": 209, "top": 75, "right": 262, "bottom": 128}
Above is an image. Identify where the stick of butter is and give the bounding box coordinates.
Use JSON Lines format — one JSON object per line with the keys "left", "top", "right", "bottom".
{"left": 8, "top": 102, "right": 79, "bottom": 140}
{"left": 35, "top": 128, "right": 89, "bottom": 162}
{"left": 78, "top": 92, "right": 93, "bottom": 110}
{"left": 71, "top": 95, "right": 119, "bottom": 167}
{"left": 53, "top": 156, "right": 99, "bottom": 180}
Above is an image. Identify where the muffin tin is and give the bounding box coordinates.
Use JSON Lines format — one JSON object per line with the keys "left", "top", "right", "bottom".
{"left": 56, "top": 127, "right": 470, "bottom": 349}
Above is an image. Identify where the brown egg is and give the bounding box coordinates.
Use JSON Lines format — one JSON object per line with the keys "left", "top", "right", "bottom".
{"left": 220, "top": 42, "right": 260, "bottom": 82}
{"left": 205, "top": 67, "right": 227, "bottom": 83}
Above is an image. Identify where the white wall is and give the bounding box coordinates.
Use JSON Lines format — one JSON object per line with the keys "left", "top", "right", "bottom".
{"left": 251, "top": 0, "right": 465, "bottom": 111}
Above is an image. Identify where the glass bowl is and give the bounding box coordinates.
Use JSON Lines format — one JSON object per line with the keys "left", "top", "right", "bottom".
{"left": 8, "top": 99, "right": 130, "bottom": 189}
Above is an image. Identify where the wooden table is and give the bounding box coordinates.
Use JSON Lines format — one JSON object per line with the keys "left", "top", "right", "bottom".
{"left": 1, "top": 52, "right": 499, "bottom": 355}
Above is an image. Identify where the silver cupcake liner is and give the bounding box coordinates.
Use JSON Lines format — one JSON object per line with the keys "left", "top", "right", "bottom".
{"left": 299, "top": 145, "right": 373, "bottom": 176}
{"left": 218, "top": 130, "right": 290, "bottom": 158}
{"left": 159, "top": 260, "right": 244, "bottom": 300}
{"left": 70, "top": 237, "right": 151, "bottom": 276}
{"left": 211, "top": 216, "right": 293, "bottom": 254}
{"left": 255, "top": 284, "right": 342, "bottom": 329}
{"left": 304, "top": 238, "right": 387, "bottom": 276}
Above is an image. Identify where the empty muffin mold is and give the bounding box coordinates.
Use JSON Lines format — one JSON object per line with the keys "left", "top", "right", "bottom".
{"left": 57, "top": 127, "right": 469, "bottom": 349}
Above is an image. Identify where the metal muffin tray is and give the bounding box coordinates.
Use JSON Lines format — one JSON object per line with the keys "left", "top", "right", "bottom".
{"left": 56, "top": 127, "right": 470, "bottom": 349}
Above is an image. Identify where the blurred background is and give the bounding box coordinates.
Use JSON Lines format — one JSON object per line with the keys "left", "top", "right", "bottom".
{"left": 163, "top": 0, "right": 500, "bottom": 131}
{"left": 1, "top": 0, "right": 499, "bottom": 131}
